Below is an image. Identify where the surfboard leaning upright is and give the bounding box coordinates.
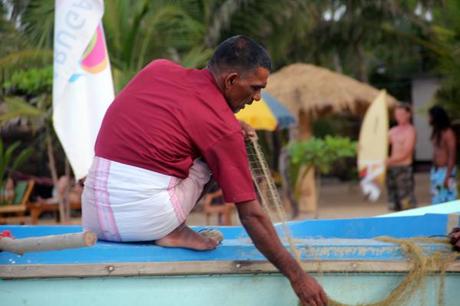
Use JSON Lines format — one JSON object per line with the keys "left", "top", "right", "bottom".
{"left": 358, "top": 90, "right": 389, "bottom": 201}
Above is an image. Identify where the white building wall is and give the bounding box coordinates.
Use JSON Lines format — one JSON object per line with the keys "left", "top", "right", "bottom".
{"left": 411, "top": 78, "right": 440, "bottom": 162}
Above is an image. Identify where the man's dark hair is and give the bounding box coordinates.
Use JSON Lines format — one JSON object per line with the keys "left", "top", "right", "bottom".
{"left": 429, "top": 105, "right": 451, "bottom": 145}
{"left": 208, "top": 35, "right": 271, "bottom": 74}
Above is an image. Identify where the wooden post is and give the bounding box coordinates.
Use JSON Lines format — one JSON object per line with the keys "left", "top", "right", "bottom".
{"left": 63, "top": 159, "right": 71, "bottom": 223}
{"left": 0, "top": 231, "right": 97, "bottom": 255}
{"left": 46, "top": 135, "right": 66, "bottom": 223}
{"left": 297, "top": 110, "right": 317, "bottom": 214}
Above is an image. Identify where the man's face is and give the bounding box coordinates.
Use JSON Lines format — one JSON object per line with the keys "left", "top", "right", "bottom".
{"left": 222, "top": 67, "right": 269, "bottom": 113}
{"left": 394, "top": 107, "right": 411, "bottom": 125}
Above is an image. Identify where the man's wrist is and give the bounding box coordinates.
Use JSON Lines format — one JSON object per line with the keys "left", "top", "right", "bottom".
{"left": 288, "top": 266, "right": 308, "bottom": 284}
{"left": 274, "top": 251, "right": 304, "bottom": 281}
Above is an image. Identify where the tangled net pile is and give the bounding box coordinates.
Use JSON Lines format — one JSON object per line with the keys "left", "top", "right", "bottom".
{"left": 325, "top": 237, "right": 457, "bottom": 306}
{"left": 245, "top": 138, "right": 459, "bottom": 306}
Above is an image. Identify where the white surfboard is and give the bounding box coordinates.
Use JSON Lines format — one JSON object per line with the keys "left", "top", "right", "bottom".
{"left": 358, "top": 91, "right": 389, "bottom": 201}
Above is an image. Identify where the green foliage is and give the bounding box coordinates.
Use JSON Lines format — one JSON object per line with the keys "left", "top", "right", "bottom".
{"left": 2, "top": 0, "right": 443, "bottom": 94}
{"left": 408, "top": 1, "right": 460, "bottom": 120}
{"left": 0, "top": 139, "right": 33, "bottom": 189}
{"left": 2, "top": 0, "right": 460, "bottom": 181}
{"left": 435, "top": 83, "right": 460, "bottom": 120}
{"left": 0, "top": 96, "right": 43, "bottom": 125}
{"left": 289, "top": 136, "right": 356, "bottom": 174}
{"left": 103, "top": 0, "right": 215, "bottom": 90}
{"left": 3, "top": 66, "right": 52, "bottom": 95}
{"left": 0, "top": 49, "right": 53, "bottom": 89}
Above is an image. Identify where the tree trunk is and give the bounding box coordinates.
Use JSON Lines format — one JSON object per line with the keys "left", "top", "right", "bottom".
{"left": 333, "top": 52, "right": 343, "bottom": 73}
{"left": 46, "top": 135, "right": 66, "bottom": 223}
{"left": 272, "top": 130, "right": 281, "bottom": 171}
{"left": 356, "top": 43, "right": 368, "bottom": 82}
{"left": 297, "top": 110, "right": 317, "bottom": 215}
{"left": 63, "top": 159, "right": 71, "bottom": 223}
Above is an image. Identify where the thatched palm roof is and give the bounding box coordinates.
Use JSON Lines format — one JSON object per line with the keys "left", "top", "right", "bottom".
{"left": 266, "top": 63, "right": 397, "bottom": 117}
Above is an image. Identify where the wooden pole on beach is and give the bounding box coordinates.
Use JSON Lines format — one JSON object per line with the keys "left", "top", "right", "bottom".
{"left": 297, "top": 110, "right": 317, "bottom": 215}
{"left": 0, "top": 231, "right": 97, "bottom": 255}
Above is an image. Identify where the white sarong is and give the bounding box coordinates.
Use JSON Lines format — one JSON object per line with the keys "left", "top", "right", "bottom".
{"left": 82, "top": 157, "right": 211, "bottom": 241}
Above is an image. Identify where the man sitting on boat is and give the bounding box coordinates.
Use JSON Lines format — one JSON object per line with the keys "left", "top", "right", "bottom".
{"left": 82, "top": 35, "right": 327, "bottom": 306}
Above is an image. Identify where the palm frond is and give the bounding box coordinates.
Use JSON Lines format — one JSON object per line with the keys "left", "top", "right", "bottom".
{"left": 0, "top": 49, "right": 53, "bottom": 83}
{"left": 20, "top": 0, "right": 55, "bottom": 49}
{"left": 3, "top": 142, "right": 20, "bottom": 173}
{"left": 205, "top": 0, "right": 249, "bottom": 47}
{"left": 181, "top": 46, "right": 213, "bottom": 68}
{"left": 0, "top": 96, "right": 43, "bottom": 124}
{"left": 10, "top": 146, "right": 33, "bottom": 172}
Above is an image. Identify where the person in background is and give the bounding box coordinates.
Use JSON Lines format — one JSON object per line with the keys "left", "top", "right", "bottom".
{"left": 36, "top": 176, "right": 82, "bottom": 206}
{"left": 0, "top": 177, "right": 15, "bottom": 204}
{"left": 202, "top": 180, "right": 234, "bottom": 225}
{"left": 429, "top": 105, "right": 457, "bottom": 204}
{"left": 386, "top": 103, "right": 417, "bottom": 211}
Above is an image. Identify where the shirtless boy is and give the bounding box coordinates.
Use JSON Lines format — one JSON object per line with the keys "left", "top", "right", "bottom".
{"left": 386, "top": 104, "right": 416, "bottom": 211}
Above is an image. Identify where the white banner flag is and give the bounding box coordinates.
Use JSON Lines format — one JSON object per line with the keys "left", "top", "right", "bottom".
{"left": 53, "top": 0, "right": 114, "bottom": 179}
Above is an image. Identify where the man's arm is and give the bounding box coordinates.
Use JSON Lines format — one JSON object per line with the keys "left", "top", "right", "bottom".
{"left": 236, "top": 199, "right": 327, "bottom": 306}
{"left": 444, "top": 129, "right": 457, "bottom": 186}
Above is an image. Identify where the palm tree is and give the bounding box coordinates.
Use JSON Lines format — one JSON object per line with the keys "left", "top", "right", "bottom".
{"left": 429, "top": 1, "right": 460, "bottom": 119}
{"left": 294, "top": 1, "right": 437, "bottom": 81}
{"left": 376, "top": 1, "right": 460, "bottom": 119}
{"left": 103, "top": 0, "right": 214, "bottom": 90}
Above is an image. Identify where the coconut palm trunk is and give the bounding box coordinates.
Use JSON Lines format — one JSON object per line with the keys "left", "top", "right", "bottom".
{"left": 46, "top": 135, "right": 69, "bottom": 223}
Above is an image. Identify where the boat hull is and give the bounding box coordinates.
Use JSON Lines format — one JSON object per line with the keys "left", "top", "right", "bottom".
{"left": 1, "top": 213, "right": 459, "bottom": 305}
{"left": 2, "top": 273, "right": 460, "bottom": 306}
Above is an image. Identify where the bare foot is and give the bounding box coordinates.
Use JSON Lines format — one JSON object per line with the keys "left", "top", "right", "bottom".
{"left": 155, "top": 224, "right": 221, "bottom": 251}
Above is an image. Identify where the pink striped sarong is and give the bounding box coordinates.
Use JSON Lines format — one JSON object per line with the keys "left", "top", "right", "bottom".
{"left": 82, "top": 157, "right": 211, "bottom": 242}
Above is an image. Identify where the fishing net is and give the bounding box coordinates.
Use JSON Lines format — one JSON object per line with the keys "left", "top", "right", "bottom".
{"left": 245, "top": 137, "right": 459, "bottom": 306}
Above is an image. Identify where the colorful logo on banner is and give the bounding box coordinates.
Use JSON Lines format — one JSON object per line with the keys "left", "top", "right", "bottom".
{"left": 69, "top": 24, "right": 108, "bottom": 83}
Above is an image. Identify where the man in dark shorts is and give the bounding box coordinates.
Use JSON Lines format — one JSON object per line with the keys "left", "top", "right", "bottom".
{"left": 386, "top": 104, "right": 416, "bottom": 211}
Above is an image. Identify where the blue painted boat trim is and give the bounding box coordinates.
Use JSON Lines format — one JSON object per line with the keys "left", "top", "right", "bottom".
{"left": 379, "top": 201, "right": 460, "bottom": 217}
{"left": 1, "top": 214, "right": 458, "bottom": 266}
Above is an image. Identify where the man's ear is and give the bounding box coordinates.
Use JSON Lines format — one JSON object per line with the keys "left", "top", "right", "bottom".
{"left": 224, "top": 72, "right": 239, "bottom": 89}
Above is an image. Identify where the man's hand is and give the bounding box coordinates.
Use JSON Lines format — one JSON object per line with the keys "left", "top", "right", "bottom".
{"left": 443, "top": 176, "right": 450, "bottom": 188}
{"left": 237, "top": 200, "right": 327, "bottom": 306}
{"left": 239, "top": 120, "right": 256, "bottom": 139}
{"left": 292, "top": 273, "right": 328, "bottom": 306}
{"left": 449, "top": 227, "right": 460, "bottom": 251}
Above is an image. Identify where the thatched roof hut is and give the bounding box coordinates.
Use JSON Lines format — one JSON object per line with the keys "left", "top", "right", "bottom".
{"left": 266, "top": 64, "right": 399, "bottom": 211}
{"left": 266, "top": 63, "right": 397, "bottom": 120}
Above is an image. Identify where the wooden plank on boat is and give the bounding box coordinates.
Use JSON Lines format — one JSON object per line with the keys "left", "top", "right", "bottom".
{"left": 0, "top": 231, "right": 97, "bottom": 254}
{"left": 2, "top": 260, "right": 460, "bottom": 279}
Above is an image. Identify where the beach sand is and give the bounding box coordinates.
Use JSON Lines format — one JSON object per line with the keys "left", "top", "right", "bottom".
{"left": 187, "top": 171, "right": 432, "bottom": 225}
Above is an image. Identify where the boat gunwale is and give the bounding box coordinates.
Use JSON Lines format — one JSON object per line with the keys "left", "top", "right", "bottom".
{"left": 2, "top": 260, "right": 460, "bottom": 279}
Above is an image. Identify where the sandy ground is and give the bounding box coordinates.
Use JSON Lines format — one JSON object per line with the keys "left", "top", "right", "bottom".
{"left": 187, "top": 172, "right": 433, "bottom": 226}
